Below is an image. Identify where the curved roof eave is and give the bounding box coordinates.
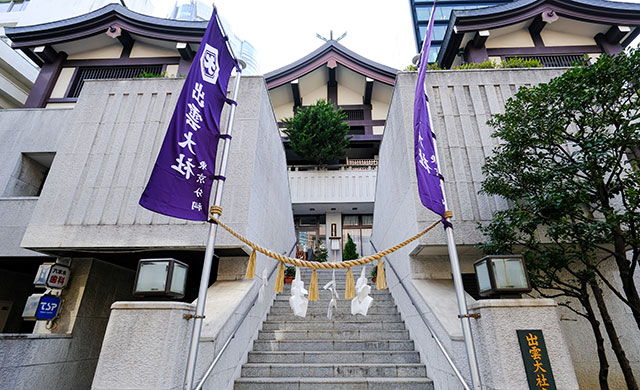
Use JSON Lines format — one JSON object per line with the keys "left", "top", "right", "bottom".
{"left": 436, "top": 0, "right": 640, "bottom": 67}
{"left": 265, "top": 40, "right": 398, "bottom": 89}
{"left": 6, "top": 3, "right": 208, "bottom": 49}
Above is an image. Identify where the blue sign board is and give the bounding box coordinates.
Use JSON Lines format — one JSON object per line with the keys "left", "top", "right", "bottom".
{"left": 36, "top": 295, "right": 60, "bottom": 320}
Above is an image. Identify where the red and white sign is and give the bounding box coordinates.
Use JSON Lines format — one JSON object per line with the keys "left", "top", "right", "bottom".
{"left": 46, "top": 264, "right": 70, "bottom": 289}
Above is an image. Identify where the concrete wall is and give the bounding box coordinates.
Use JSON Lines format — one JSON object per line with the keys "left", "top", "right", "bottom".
{"left": 372, "top": 69, "right": 640, "bottom": 389}
{"left": 84, "top": 75, "right": 295, "bottom": 390}
{"left": 0, "top": 108, "right": 70, "bottom": 257}
{"left": 0, "top": 259, "right": 135, "bottom": 390}
{"left": 288, "top": 168, "right": 377, "bottom": 204}
{"left": 20, "top": 77, "right": 294, "bottom": 256}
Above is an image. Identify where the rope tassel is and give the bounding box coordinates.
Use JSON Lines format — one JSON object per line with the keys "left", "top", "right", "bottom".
{"left": 345, "top": 267, "right": 355, "bottom": 299}
{"left": 245, "top": 249, "right": 257, "bottom": 279}
{"left": 274, "top": 261, "right": 285, "bottom": 292}
{"left": 309, "top": 269, "right": 319, "bottom": 301}
{"left": 376, "top": 259, "right": 387, "bottom": 290}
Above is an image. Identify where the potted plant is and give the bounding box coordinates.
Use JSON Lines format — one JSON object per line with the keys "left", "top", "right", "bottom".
{"left": 312, "top": 243, "right": 328, "bottom": 263}
{"left": 284, "top": 265, "right": 295, "bottom": 283}
{"left": 370, "top": 266, "right": 377, "bottom": 283}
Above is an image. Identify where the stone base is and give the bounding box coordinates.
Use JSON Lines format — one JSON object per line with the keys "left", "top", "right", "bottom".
{"left": 91, "top": 301, "right": 195, "bottom": 390}
{"left": 469, "top": 299, "right": 579, "bottom": 390}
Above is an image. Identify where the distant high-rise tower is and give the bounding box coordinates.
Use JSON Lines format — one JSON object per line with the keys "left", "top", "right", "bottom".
{"left": 409, "top": 0, "right": 511, "bottom": 62}
{"left": 168, "top": 0, "right": 260, "bottom": 74}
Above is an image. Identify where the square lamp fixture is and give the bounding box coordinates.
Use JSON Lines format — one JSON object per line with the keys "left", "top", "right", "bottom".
{"left": 133, "top": 258, "right": 188, "bottom": 299}
{"left": 474, "top": 255, "right": 532, "bottom": 297}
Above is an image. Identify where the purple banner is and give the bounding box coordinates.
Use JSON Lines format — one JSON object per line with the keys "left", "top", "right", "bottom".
{"left": 140, "top": 8, "right": 238, "bottom": 221}
{"left": 413, "top": 3, "right": 446, "bottom": 219}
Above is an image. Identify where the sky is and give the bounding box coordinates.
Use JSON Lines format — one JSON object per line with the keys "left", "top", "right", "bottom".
{"left": 151, "top": 0, "right": 640, "bottom": 74}
{"left": 152, "top": 0, "right": 417, "bottom": 73}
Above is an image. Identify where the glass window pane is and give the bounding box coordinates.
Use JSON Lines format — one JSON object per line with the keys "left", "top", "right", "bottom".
{"left": 136, "top": 262, "right": 168, "bottom": 292}
{"left": 433, "top": 25, "right": 447, "bottom": 41}
{"left": 299, "top": 216, "right": 317, "bottom": 226}
{"left": 492, "top": 258, "right": 528, "bottom": 289}
{"left": 361, "top": 215, "right": 373, "bottom": 226}
{"left": 416, "top": 6, "right": 430, "bottom": 21}
{"left": 360, "top": 228, "right": 372, "bottom": 256}
{"left": 170, "top": 264, "right": 187, "bottom": 295}
{"left": 435, "top": 6, "right": 453, "bottom": 21}
{"left": 343, "top": 215, "right": 359, "bottom": 226}
{"left": 428, "top": 45, "right": 440, "bottom": 63}
{"left": 476, "top": 260, "right": 492, "bottom": 293}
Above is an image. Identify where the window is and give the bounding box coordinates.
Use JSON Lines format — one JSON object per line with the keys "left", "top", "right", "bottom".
{"left": 294, "top": 215, "right": 326, "bottom": 253}
{"left": 2, "top": 153, "right": 55, "bottom": 197}
{"left": 67, "top": 65, "right": 164, "bottom": 98}
{"left": 506, "top": 55, "right": 586, "bottom": 68}
{"left": 342, "top": 215, "right": 373, "bottom": 256}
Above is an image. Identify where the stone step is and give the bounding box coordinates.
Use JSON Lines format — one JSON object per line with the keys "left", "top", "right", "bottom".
{"left": 266, "top": 313, "right": 402, "bottom": 322}
{"left": 251, "top": 340, "right": 415, "bottom": 352}
{"left": 261, "top": 320, "right": 405, "bottom": 331}
{"left": 257, "top": 329, "right": 410, "bottom": 341}
{"left": 275, "top": 292, "right": 394, "bottom": 300}
{"left": 234, "top": 377, "right": 434, "bottom": 390}
{"left": 246, "top": 351, "right": 421, "bottom": 364}
{"left": 269, "top": 305, "right": 398, "bottom": 315}
{"left": 279, "top": 286, "right": 390, "bottom": 295}
{"left": 241, "top": 363, "right": 427, "bottom": 378}
{"left": 272, "top": 300, "right": 396, "bottom": 308}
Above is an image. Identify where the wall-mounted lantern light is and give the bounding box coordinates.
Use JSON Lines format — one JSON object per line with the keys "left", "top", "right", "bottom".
{"left": 474, "top": 255, "right": 531, "bottom": 297}
{"left": 133, "top": 258, "right": 188, "bottom": 299}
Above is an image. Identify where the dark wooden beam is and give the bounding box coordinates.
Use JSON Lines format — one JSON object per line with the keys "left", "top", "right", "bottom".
{"left": 291, "top": 79, "right": 301, "bottom": 110}
{"left": 595, "top": 33, "right": 623, "bottom": 55}
{"left": 471, "top": 30, "right": 490, "bottom": 49}
{"left": 363, "top": 77, "right": 373, "bottom": 105}
{"left": 465, "top": 32, "right": 490, "bottom": 64}
{"left": 24, "top": 51, "right": 67, "bottom": 108}
{"left": 327, "top": 65, "right": 337, "bottom": 106}
{"left": 604, "top": 25, "right": 631, "bottom": 44}
{"left": 528, "top": 15, "right": 546, "bottom": 37}
{"left": 176, "top": 42, "right": 194, "bottom": 61}
{"left": 117, "top": 30, "right": 134, "bottom": 51}
{"left": 21, "top": 48, "right": 43, "bottom": 67}
{"left": 33, "top": 45, "right": 58, "bottom": 64}
{"left": 64, "top": 56, "right": 180, "bottom": 67}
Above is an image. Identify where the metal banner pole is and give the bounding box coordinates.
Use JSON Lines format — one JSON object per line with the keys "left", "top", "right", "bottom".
{"left": 426, "top": 101, "right": 483, "bottom": 390}
{"left": 183, "top": 68, "right": 243, "bottom": 390}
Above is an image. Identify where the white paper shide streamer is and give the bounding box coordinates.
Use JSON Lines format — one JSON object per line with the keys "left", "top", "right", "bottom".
{"left": 289, "top": 267, "right": 308, "bottom": 317}
{"left": 351, "top": 266, "right": 373, "bottom": 316}
{"left": 258, "top": 268, "right": 268, "bottom": 303}
{"left": 323, "top": 277, "right": 339, "bottom": 320}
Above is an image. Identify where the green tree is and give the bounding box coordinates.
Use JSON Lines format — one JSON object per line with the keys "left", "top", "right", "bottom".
{"left": 282, "top": 99, "right": 351, "bottom": 165}
{"left": 480, "top": 49, "right": 640, "bottom": 389}
{"left": 343, "top": 234, "right": 359, "bottom": 261}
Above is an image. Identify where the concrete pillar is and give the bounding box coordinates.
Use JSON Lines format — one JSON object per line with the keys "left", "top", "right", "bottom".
{"left": 469, "top": 298, "right": 579, "bottom": 390}
{"left": 92, "top": 302, "right": 195, "bottom": 390}
{"left": 326, "top": 212, "right": 342, "bottom": 261}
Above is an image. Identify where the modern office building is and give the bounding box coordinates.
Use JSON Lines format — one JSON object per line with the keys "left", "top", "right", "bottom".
{"left": 0, "top": 0, "right": 639, "bottom": 389}
{"left": 167, "top": 0, "right": 260, "bottom": 74}
{"left": 409, "top": 0, "right": 511, "bottom": 61}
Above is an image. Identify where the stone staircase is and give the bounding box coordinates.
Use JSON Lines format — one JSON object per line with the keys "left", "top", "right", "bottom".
{"left": 234, "top": 266, "right": 433, "bottom": 390}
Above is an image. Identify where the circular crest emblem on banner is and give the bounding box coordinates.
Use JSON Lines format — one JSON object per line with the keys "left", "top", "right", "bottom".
{"left": 200, "top": 43, "right": 220, "bottom": 85}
